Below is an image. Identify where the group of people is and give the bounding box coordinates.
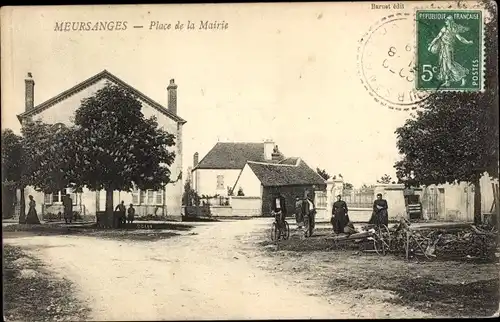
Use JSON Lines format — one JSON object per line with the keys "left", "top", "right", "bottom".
{"left": 271, "top": 190, "right": 390, "bottom": 238}
{"left": 114, "top": 200, "right": 136, "bottom": 225}
{"left": 331, "top": 193, "right": 389, "bottom": 235}
{"left": 271, "top": 190, "right": 317, "bottom": 238}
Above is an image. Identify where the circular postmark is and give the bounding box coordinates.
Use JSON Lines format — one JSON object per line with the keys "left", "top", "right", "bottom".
{"left": 357, "top": 13, "right": 430, "bottom": 111}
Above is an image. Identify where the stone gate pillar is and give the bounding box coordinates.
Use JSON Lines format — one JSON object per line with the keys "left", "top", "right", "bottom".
{"left": 326, "top": 178, "right": 344, "bottom": 219}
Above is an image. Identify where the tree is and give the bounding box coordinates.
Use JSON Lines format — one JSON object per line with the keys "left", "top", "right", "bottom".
{"left": 21, "top": 120, "right": 80, "bottom": 194}
{"left": 343, "top": 182, "right": 353, "bottom": 190}
{"left": 395, "top": 1, "right": 498, "bottom": 223}
{"left": 1, "top": 129, "right": 23, "bottom": 220}
{"left": 316, "top": 168, "right": 331, "bottom": 181}
{"left": 377, "top": 174, "right": 392, "bottom": 184}
{"left": 72, "top": 83, "right": 177, "bottom": 227}
{"left": 182, "top": 180, "right": 200, "bottom": 207}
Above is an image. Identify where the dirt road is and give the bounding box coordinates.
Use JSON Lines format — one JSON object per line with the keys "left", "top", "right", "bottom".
{"left": 3, "top": 219, "right": 429, "bottom": 320}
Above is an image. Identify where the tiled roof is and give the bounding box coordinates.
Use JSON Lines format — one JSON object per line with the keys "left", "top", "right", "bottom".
{"left": 17, "top": 70, "right": 186, "bottom": 124}
{"left": 194, "top": 142, "right": 276, "bottom": 170}
{"left": 245, "top": 159, "right": 326, "bottom": 187}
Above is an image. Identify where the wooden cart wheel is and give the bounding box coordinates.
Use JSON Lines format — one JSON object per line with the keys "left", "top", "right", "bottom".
{"left": 380, "top": 224, "right": 392, "bottom": 252}
{"left": 283, "top": 221, "right": 290, "bottom": 240}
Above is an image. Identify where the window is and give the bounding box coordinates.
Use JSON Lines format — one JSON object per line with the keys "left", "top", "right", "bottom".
{"left": 44, "top": 188, "right": 77, "bottom": 205}
{"left": 132, "top": 189, "right": 164, "bottom": 206}
{"left": 216, "top": 175, "right": 224, "bottom": 190}
{"left": 156, "top": 191, "right": 163, "bottom": 205}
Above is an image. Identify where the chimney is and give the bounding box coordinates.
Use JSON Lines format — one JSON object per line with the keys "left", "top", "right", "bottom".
{"left": 167, "top": 79, "right": 178, "bottom": 115}
{"left": 271, "top": 145, "right": 282, "bottom": 161}
{"left": 25, "top": 72, "right": 35, "bottom": 111}
{"left": 193, "top": 152, "right": 199, "bottom": 167}
{"left": 264, "top": 139, "right": 274, "bottom": 160}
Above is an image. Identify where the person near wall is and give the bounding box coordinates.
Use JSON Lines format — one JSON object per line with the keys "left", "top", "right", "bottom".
{"left": 369, "top": 193, "right": 389, "bottom": 226}
{"left": 127, "top": 204, "right": 136, "bottom": 224}
{"left": 115, "top": 200, "right": 127, "bottom": 226}
{"left": 294, "top": 196, "right": 304, "bottom": 229}
{"left": 302, "top": 191, "right": 317, "bottom": 238}
{"left": 63, "top": 194, "right": 73, "bottom": 224}
{"left": 25, "top": 195, "right": 41, "bottom": 224}
{"left": 332, "top": 194, "right": 349, "bottom": 234}
{"left": 270, "top": 191, "right": 287, "bottom": 236}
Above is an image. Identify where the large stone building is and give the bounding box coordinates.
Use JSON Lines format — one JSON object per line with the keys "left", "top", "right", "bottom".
{"left": 16, "top": 70, "right": 187, "bottom": 219}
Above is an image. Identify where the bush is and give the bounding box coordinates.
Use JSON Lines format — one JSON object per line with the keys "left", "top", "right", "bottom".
{"left": 135, "top": 214, "right": 167, "bottom": 221}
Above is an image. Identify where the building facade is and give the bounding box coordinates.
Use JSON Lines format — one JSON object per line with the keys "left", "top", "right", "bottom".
{"left": 191, "top": 140, "right": 283, "bottom": 197}
{"left": 17, "top": 70, "right": 187, "bottom": 220}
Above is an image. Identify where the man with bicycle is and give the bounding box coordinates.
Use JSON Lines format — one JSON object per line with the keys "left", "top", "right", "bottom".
{"left": 270, "top": 190, "right": 287, "bottom": 237}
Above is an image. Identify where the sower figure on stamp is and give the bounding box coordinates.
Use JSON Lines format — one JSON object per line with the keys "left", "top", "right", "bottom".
{"left": 332, "top": 194, "right": 349, "bottom": 234}
{"left": 428, "top": 16, "right": 474, "bottom": 87}
{"left": 369, "top": 193, "right": 389, "bottom": 227}
{"left": 63, "top": 194, "right": 73, "bottom": 224}
{"left": 294, "top": 196, "right": 304, "bottom": 229}
{"left": 302, "top": 190, "right": 316, "bottom": 238}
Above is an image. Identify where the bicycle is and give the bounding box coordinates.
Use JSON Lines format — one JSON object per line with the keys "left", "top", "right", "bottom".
{"left": 270, "top": 211, "right": 290, "bottom": 241}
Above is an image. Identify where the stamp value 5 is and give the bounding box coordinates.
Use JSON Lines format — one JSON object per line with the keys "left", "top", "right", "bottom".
{"left": 416, "top": 10, "right": 483, "bottom": 91}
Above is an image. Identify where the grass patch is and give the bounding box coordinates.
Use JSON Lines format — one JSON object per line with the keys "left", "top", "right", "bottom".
{"left": 2, "top": 223, "right": 191, "bottom": 242}
{"left": 3, "top": 245, "right": 91, "bottom": 322}
{"left": 256, "top": 226, "right": 499, "bottom": 318}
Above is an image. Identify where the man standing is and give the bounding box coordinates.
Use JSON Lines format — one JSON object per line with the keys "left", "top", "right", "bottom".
{"left": 127, "top": 203, "right": 135, "bottom": 224}
{"left": 369, "top": 193, "right": 389, "bottom": 226}
{"left": 270, "top": 190, "right": 287, "bottom": 235}
{"left": 332, "top": 194, "right": 349, "bottom": 234}
{"left": 63, "top": 194, "right": 73, "bottom": 224}
{"left": 115, "top": 201, "right": 126, "bottom": 226}
{"left": 294, "top": 196, "right": 304, "bottom": 229}
{"left": 302, "top": 190, "right": 316, "bottom": 238}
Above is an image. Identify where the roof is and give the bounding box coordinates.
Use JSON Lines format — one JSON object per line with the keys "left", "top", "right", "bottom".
{"left": 16, "top": 69, "right": 187, "bottom": 124}
{"left": 193, "top": 142, "right": 280, "bottom": 170}
{"left": 244, "top": 159, "right": 326, "bottom": 187}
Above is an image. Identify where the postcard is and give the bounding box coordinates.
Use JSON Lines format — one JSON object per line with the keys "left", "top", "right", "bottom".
{"left": 1, "top": 1, "right": 498, "bottom": 320}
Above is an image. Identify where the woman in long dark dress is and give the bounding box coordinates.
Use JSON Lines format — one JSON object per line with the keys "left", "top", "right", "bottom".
{"left": 331, "top": 195, "right": 349, "bottom": 234}
{"left": 25, "top": 195, "right": 41, "bottom": 224}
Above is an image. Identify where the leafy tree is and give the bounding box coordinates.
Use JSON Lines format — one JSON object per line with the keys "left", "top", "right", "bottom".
{"left": 316, "top": 168, "right": 331, "bottom": 181}
{"left": 395, "top": 1, "right": 498, "bottom": 222}
{"left": 72, "top": 83, "right": 176, "bottom": 227}
{"left": 182, "top": 180, "right": 200, "bottom": 207}
{"left": 377, "top": 174, "right": 393, "bottom": 184}
{"left": 21, "top": 120, "right": 80, "bottom": 194}
{"left": 343, "top": 182, "right": 353, "bottom": 190}
{"left": 1, "top": 129, "right": 24, "bottom": 220}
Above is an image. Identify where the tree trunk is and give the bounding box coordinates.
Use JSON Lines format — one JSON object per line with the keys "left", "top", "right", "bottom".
{"left": 19, "top": 187, "right": 26, "bottom": 224}
{"left": 2, "top": 187, "right": 15, "bottom": 219}
{"left": 473, "top": 177, "right": 482, "bottom": 225}
{"left": 104, "top": 188, "right": 116, "bottom": 228}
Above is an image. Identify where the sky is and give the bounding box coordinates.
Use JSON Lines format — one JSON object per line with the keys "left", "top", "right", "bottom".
{"left": 1, "top": 2, "right": 479, "bottom": 187}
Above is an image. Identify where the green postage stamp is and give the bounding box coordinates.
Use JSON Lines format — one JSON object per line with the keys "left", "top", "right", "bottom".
{"left": 416, "top": 10, "right": 483, "bottom": 91}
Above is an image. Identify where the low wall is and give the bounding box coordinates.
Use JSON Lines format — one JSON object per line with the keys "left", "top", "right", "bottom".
{"left": 210, "top": 206, "right": 233, "bottom": 217}
{"left": 231, "top": 196, "right": 262, "bottom": 217}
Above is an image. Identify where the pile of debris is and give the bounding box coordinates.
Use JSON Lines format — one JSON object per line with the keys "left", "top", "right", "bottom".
{"left": 389, "top": 220, "right": 498, "bottom": 261}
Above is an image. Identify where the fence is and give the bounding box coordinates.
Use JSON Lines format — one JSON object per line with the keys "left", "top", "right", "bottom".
{"left": 315, "top": 191, "right": 327, "bottom": 208}
{"left": 342, "top": 188, "right": 375, "bottom": 208}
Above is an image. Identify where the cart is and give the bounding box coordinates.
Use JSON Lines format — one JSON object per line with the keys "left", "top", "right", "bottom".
{"left": 326, "top": 224, "right": 392, "bottom": 255}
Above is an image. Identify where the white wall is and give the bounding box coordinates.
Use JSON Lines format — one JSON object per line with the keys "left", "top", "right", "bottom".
{"left": 233, "top": 164, "right": 262, "bottom": 197}
{"left": 231, "top": 196, "right": 262, "bottom": 216}
{"left": 28, "top": 76, "right": 184, "bottom": 218}
{"left": 193, "top": 168, "right": 241, "bottom": 197}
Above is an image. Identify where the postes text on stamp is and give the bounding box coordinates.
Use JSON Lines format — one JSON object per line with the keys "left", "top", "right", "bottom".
{"left": 416, "top": 10, "right": 483, "bottom": 91}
